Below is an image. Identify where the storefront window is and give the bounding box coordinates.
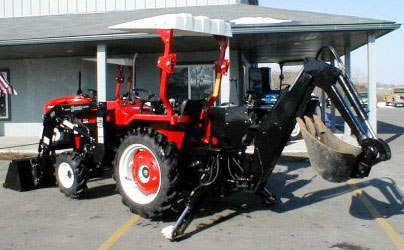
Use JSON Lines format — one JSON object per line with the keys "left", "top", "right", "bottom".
{"left": 0, "top": 94, "right": 8, "bottom": 119}
{"left": 167, "top": 67, "right": 189, "bottom": 102}
{"left": 0, "top": 70, "right": 10, "bottom": 119}
{"left": 190, "top": 65, "right": 214, "bottom": 99}
{"left": 167, "top": 65, "right": 214, "bottom": 102}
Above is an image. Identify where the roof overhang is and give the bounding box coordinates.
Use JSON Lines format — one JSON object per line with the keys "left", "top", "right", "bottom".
{"left": 0, "top": 4, "right": 399, "bottom": 62}
{"left": 0, "top": 22, "right": 398, "bottom": 47}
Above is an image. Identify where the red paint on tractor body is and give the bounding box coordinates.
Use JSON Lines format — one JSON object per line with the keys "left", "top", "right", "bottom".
{"left": 42, "top": 31, "right": 230, "bottom": 152}
{"left": 44, "top": 95, "right": 93, "bottom": 113}
{"left": 157, "top": 29, "right": 176, "bottom": 119}
{"left": 201, "top": 36, "right": 229, "bottom": 144}
{"left": 158, "top": 130, "right": 186, "bottom": 149}
{"left": 74, "top": 135, "right": 81, "bottom": 149}
{"left": 132, "top": 149, "right": 160, "bottom": 195}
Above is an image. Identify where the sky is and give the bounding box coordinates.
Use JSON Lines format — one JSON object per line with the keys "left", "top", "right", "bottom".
{"left": 259, "top": 0, "right": 404, "bottom": 85}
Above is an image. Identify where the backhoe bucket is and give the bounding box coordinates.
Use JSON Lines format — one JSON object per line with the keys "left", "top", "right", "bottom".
{"left": 3, "top": 158, "right": 37, "bottom": 191}
{"left": 297, "top": 115, "right": 362, "bottom": 183}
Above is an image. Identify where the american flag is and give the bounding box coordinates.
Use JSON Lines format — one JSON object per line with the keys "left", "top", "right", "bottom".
{"left": 0, "top": 71, "right": 17, "bottom": 95}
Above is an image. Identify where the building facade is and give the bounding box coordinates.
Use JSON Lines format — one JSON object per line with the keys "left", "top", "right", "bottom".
{"left": 0, "top": 0, "right": 254, "bottom": 136}
{"left": 0, "top": 1, "right": 398, "bottom": 136}
{"left": 0, "top": 0, "right": 257, "bottom": 18}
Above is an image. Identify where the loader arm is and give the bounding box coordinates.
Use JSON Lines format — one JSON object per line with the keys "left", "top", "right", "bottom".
{"left": 4, "top": 103, "right": 97, "bottom": 191}
{"left": 253, "top": 52, "right": 390, "bottom": 190}
{"left": 33, "top": 104, "right": 96, "bottom": 185}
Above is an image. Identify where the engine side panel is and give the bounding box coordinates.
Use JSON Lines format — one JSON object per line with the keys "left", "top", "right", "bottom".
{"left": 210, "top": 106, "right": 252, "bottom": 148}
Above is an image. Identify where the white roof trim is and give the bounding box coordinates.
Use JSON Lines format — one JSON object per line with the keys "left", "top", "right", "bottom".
{"left": 109, "top": 13, "right": 232, "bottom": 37}
{"left": 230, "top": 17, "right": 292, "bottom": 25}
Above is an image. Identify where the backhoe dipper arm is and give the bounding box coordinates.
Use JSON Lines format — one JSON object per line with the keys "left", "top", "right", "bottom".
{"left": 253, "top": 52, "right": 390, "bottom": 191}
{"left": 312, "top": 46, "right": 390, "bottom": 176}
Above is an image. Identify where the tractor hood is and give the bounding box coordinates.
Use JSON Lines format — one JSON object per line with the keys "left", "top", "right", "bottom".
{"left": 44, "top": 95, "right": 93, "bottom": 114}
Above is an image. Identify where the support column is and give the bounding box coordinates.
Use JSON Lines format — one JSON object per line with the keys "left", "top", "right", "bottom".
{"left": 344, "top": 46, "right": 352, "bottom": 135}
{"left": 367, "top": 33, "right": 377, "bottom": 131}
{"left": 97, "top": 43, "right": 107, "bottom": 103}
{"left": 220, "top": 44, "right": 230, "bottom": 104}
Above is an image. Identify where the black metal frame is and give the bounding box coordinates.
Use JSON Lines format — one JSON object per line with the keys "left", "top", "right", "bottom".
{"left": 166, "top": 48, "right": 391, "bottom": 240}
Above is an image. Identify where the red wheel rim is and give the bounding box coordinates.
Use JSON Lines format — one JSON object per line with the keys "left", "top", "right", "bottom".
{"left": 132, "top": 149, "right": 160, "bottom": 196}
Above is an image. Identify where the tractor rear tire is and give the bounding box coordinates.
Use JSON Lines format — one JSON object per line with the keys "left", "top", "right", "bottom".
{"left": 54, "top": 152, "right": 88, "bottom": 198}
{"left": 114, "top": 128, "right": 180, "bottom": 218}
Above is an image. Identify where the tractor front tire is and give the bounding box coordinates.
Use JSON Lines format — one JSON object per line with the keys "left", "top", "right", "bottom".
{"left": 114, "top": 128, "right": 180, "bottom": 218}
{"left": 54, "top": 152, "right": 88, "bottom": 198}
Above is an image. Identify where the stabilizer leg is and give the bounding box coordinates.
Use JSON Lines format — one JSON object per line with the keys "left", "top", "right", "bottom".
{"left": 256, "top": 187, "right": 277, "bottom": 206}
{"left": 162, "top": 185, "right": 209, "bottom": 240}
{"left": 162, "top": 153, "right": 220, "bottom": 240}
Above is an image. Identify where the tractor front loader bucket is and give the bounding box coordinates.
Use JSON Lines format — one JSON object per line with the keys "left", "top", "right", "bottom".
{"left": 4, "top": 154, "right": 55, "bottom": 192}
{"left": 298, "top": 115, "right": 362, "bottom": 183}
{"left": 3, "top": 104, "right": 96, "bottom": 192}
{"left": 3, "top": 107, "right": 63, "bottom": 192}
{"left": 3, "top": 158, "right": 37, "bottom": 191}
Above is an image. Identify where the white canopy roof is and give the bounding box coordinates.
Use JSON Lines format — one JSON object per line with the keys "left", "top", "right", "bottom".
{"left": 109, "top": 13, "right": 232, "bottom": 37}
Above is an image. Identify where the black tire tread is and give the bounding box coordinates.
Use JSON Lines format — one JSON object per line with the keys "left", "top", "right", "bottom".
{"left": 114, "top": 128, "right": 180, "bottom": 218}
{"left": 54, "top": 151, "right": 88, "bottom": 199}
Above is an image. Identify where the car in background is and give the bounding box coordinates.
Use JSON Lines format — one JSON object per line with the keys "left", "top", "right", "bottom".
{"left": 383, "top": 87, "right": 404, "bottom": 107}
{"left": 326, "top": 92, "right": 369, "bottom": 112}
{"left": 358, "top": 92, "right": 369, "bottom": 112}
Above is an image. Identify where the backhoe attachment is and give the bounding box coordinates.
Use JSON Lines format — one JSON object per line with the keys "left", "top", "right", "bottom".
{"left": 296, "top": 48, "right": 390, "bottom": 185}
{"left": 300, "top": 47, "right": 390, "bottom": 182}
{"left": 298, "top": 115, "right": 362, "bottom": 182}
{"left": 254, "top": 46, "right": 390, "bottom": 189}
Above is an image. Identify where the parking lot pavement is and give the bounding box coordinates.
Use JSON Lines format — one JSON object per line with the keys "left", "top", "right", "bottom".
{"left": 1, "top": 108, "right": 404, "bottom": 250}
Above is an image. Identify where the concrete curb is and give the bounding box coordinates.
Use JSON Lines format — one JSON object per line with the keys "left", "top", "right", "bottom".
{"left": 0, "top": 139, "right": 311, "bottom": 161}
{"left": 0, "top": 149, "right": 310, "bottom": 161}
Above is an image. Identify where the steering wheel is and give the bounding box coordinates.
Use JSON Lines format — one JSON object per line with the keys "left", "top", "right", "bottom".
{"left": 131, "top": 88, "right": 156, "bottom": 102}
{"left": 88, "top": 89, "right": 97, "bottom": 98}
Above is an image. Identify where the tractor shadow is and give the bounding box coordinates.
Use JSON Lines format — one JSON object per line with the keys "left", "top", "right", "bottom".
{"left": 377, "top": 120, "right": 404, "bottom": 144}
{"left": 83, "top": 170, "right": 117, "bottom": 199}
{"left": 165, "top": 158, "right": 404, "bottom": 240}
{"left": 84, "top": 183, "right": 116, "bottom": 199}
{"left": 159, "top": 158, "right": 314, "bottom": 239}
{"left": 272, "top": 176, "right": 404, "bottom": 219}
{"left": 348, "top": 178, "right": 404, "bottom": 220}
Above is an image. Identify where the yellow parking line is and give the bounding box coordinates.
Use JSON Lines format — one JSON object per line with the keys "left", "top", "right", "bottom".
{"left": 0, "top": 180, "right": 4, "bottom": 184}
{"left": 96, "top": 214, "right": 140, "bottom": 250}
{"left": 348, "top": 180, "right": 404, "bottom": 250}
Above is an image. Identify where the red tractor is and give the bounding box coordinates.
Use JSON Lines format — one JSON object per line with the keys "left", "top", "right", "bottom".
{"left": 4, "top": 14, "right": 390, "bottom": 240}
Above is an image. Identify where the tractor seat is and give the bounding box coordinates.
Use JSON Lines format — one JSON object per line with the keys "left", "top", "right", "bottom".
{"left": 180, "top": 100, "right": 205, "bottom": 122}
